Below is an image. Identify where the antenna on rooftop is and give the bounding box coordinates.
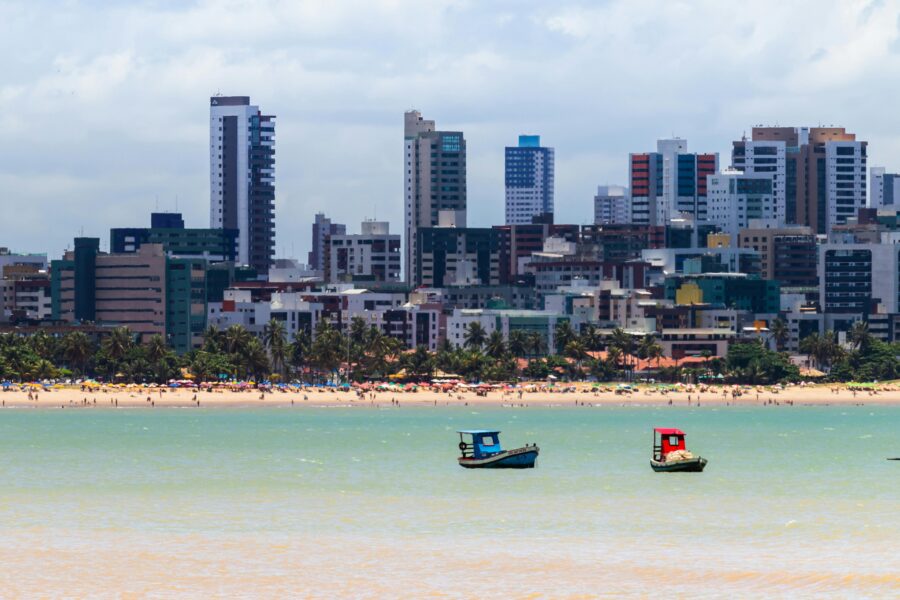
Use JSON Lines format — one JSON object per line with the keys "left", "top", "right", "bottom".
{"left": 175, "top": 195, "right": 179, "bottom": 212}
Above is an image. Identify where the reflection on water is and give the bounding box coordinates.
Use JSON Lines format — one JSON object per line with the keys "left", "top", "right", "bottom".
{"left": 0, "top": 407, "right": 898, "bottom": 596}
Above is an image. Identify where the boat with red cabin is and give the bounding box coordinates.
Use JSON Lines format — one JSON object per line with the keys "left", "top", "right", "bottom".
{"left": 651, "top": 427, "right": 707, "bottom": 472}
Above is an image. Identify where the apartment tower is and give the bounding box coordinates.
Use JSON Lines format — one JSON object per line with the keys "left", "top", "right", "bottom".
{"left": 733, "top": 127, "right": 866, "bottom": 234}
{"left": 505, "top": 135, "right": 555, "bottom": 225}
{"left": 404, "top": 110, "right": 466, "bottom": 284}
{"left": 209, "top": 96, "right": 276, "bottom": 273}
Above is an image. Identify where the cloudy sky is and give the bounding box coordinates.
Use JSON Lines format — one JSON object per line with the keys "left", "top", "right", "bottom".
{"left": 2, "top": 0, "right": 899, "bottom": 259}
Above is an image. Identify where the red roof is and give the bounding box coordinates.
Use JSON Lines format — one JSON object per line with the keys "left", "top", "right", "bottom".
{"left": 654, "top": 428, "right": 685, "bottom": 435}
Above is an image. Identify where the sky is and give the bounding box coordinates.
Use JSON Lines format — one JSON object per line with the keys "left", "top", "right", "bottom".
{"left": 2, "top": 0, "right": 900, "bottom": 259}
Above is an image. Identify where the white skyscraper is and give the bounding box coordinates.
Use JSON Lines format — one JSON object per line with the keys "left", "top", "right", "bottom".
{"left": 731, "top": 139, "right": 787, "bottom": 225}
{"left": 209, "top": 95, "right": 276, "bottom": 272}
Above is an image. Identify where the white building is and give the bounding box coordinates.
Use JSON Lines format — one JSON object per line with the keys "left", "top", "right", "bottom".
{"left": 706, "top": 171, "right": 778, "bottom": 238}
{"left": 446, "top": 308, "right": 567, "bottom": 353}
{"left": 825, "top": 141, "right": 867, "bottom": 231}
{"left": 730, "top": 139, "right": 787, "bottom": 221}
{"left": 870, "top": 167, "right": 900, "bottom": 208}
{"left": 505, "top": 135, "right": 555, "bottom": 225}
{"left": 594, "top": 185, "right": 630, "bottom": 224}
{"left": 209, "top": 95, "right": 276, "bottom": 272}
{"left": 325, "top": 220, "right": 401, "bottom": 283}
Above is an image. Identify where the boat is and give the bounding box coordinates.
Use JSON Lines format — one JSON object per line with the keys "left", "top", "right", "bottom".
{"left": 650, "top": 427, "right": 707, "bottom": 472}
{"left": 457, "top": 430, "right": 539, "bottom": 469}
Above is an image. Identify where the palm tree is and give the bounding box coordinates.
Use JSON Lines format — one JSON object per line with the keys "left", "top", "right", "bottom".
{"left": 146, "top": 334, "right": 168, "bottom": 363}
{"left": 508, "top": 330, "right": 528, "bottom": 358}
{"left": 464, "top": 322, "right": 488, "bottom": 350}
{"left": 288, "top": 330, "right": 311, "bottom": 380}
{"left": 637, "top": 333, "right": 656, "bottom": 360}
{"left": 580, "top": 324, "right": 603, "bottom": 352}
{"left": 28, "top": 331, "right": 56, "bottom": 362}
{"left": 800, "top": 331, "right": 841, "bottom": 371}
{"left": 527, "top": 331, "right": 546, "bottom": 357}
{"left": 224, "top": 324, "right": 252, "bottom": 356}
{"left": 60, "top": 331, "right": 93, "bottom": 376}
{"left": 647, "top": 342, "right": 664, "bottom": 370}
{"left": 103, "top": 327, "right": 134, "bottom": 362}
{"left": 605, "top": 346, "right": 623, "bottom": 379}
{"left": 609, "top": 328, "right": 634, "bottom": 377}
{"left": 485, "top": 330, "right": 507, "bottom": 357}
{"left": 848, "top": 320, "right": 871, "bottom": 351}
{"left": 243, "top": 338, "right": 270, "bottom": 381}
{"left": 310, "top": 320, "right": 344, "bottom": 381}
{"left": 263, "top": 318, "right": 288, "bottom": 377}
{"left": 564, "top": 340, "right": 588, "bottom": 373}
{"left": 405, "top": 346, "right": 434, "bottom": 380}
{"left": 554, "top": 321, "right": 577, "bottom": 354}
{"left": 799, "top": 332, "right": 821, "bottom": 368}
{"left": 769, "top": 318, "right": 789, "bottom": 352}
{"left": 202, "top": 325, "right": 222, "bottom": 353}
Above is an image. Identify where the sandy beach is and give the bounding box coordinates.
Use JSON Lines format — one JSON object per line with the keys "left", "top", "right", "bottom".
{"left": 0, "top": 382, "right": 895, "bottom": 409}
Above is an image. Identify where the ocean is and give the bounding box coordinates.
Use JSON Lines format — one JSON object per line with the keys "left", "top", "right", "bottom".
{"left": 1, "top": 405, "right": 898, "bottom": 597}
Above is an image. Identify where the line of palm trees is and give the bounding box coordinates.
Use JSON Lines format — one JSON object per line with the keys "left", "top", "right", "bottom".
{"left": 459, "top": 321, "right": 665, "bottom": 381}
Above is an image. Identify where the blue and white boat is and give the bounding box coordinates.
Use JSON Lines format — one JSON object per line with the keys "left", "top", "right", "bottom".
{"left": 457, "top": 430, "right": 539, "bottom": 469}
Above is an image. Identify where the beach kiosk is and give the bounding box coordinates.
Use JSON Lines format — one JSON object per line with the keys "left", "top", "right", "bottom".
{"left": 651, "top": 427, "right": 707, "bottom": 472}
{"left": 457, "top": 430, "right": 539, "bottom": 469}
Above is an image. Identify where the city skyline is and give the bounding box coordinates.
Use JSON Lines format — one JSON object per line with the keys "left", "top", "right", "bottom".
{"left": 3, "top": 0, "right": 900, "bottom": 258}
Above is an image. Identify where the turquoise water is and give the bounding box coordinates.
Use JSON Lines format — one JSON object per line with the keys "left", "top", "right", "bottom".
{"left": 1, "top": 406, "right": 898, "bottom": 596}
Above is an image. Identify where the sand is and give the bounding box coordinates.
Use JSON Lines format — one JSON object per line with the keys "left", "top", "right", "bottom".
{"left": 0, "top": 382, "right": 893, "bottom": 409}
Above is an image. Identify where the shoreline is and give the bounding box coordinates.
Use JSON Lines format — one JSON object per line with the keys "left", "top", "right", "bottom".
{"left": 0, "top": 383, "right": 894, "bottom": 409}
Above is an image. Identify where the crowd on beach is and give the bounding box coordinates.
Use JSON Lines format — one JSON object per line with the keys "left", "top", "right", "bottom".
{"left": 0, "top": 378, "right": 892, "bottom": 409}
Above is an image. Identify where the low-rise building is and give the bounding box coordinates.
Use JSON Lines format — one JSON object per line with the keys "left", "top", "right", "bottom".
{"left": 111, "top": 212, "right": 238, "bottom": 262}
{"left": 446, "top": 308, "right": 569, "bottom": 353}
{"left": 324, "top": 220, "right": 401, "bottom": 283}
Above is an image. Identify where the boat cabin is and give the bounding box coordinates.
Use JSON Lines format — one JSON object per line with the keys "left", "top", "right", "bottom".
{"left": 458, "top": 430, "right": 503, "bottom": 459}
{"left": 653, "top": 427, "right": 686, "bottom": 461}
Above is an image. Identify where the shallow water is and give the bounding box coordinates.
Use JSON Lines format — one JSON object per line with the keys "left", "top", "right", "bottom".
{"left": 1, "top": 405, "right": 898, "bottom": 597}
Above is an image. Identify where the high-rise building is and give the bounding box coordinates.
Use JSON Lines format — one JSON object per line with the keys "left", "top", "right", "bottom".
{"left": 505, "top": 135, "right": 555, "bottom": 225}
{"left": 629, "top": 152, "right": 663, "bottom": 225}
{"left": 870, "top": 167, "right": 900, "bottom": 208}
{"left": 308, "top": 212, "right": 346, "bottom": 273}
{"left": 737, "top": 127, "right": 866, "bottom": 234}
{"left": 731, "top": 138, "right": 788, "bottom": 222}
{"left": 593, "top": 185, "right": 630, "bottom": 224}
{"left": 404, "top": 110, "right": 466, "bottom": 284}
{"left": 324, "top": 220, "right": 401, "bottom": 283}
{"left": 209, "top": 95, "right": 276, "bottom": 273}
{"left": 706, "top": 171, "right": 777, "bottom": 238}
{"left": 629, "top": 139, "right": 717, "bottom": 225}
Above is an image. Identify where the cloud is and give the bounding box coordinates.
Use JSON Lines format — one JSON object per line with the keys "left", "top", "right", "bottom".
{"left": 2, "top": 0, "right": 900, "bottom": 259}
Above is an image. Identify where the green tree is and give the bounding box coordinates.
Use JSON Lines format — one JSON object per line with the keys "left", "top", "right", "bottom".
{"left": 485, "top": 330, "right": 507, "bottom": 357}
{"left": 263, "top": 318, "right": 288, "bottom": 377}
{"left": 464, "top": 322, "right": 488, "bottom": 350}
{"left": 554, "top": 321, "right": 577, "bottom": 354}
{"left": 508, "top": 330, "right": 529, "bottom": 358}
{"left": 60, "top": 331, "right": 93, "bottom": 376}
{"left": 769, "top": 318, "right": 789, "bottom": 352}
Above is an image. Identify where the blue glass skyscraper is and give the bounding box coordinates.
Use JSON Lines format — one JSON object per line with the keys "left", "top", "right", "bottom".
{"left": 505, "top": 135, "right": 555, "bottom": 225}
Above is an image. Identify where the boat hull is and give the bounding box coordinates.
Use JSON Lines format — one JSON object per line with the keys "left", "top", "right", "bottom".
{"left": 458, "top": 446, "right": 539, "bottom": 469}
{"left": 650, "top": 456, "right": 707, "bottom": 472}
